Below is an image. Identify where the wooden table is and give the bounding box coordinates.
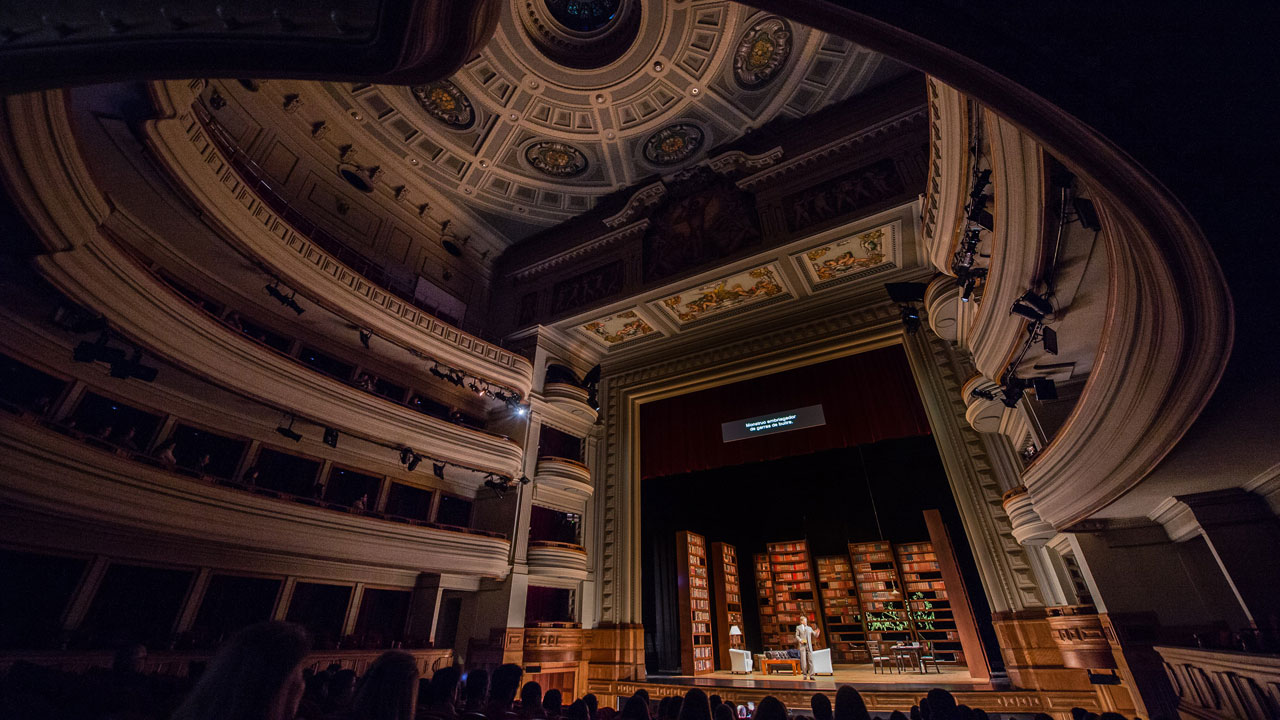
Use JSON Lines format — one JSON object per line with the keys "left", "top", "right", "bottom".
{"left": 761, "top": 658, "right": 801, "bottom": 675}
{"left": 890, "top": 643, "right": 924, "bottom": 672}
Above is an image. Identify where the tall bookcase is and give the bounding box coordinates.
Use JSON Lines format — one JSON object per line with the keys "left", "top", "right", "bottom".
{"left": 711, "top": 542, "right": 744, "bottom": 669}
{"left": 768, "top": 540, "right": 824, "bottom": 649}
{"left": 754, "top": 553, "right": 783, "bottom": 649}
{"left": 896, "top": 541, "right": 965, "bottom": 664}
{"left": 675, "top": 530, "right": 714, "bottom": 675}
{"left": 815, "top": 554, "right": 866, "bottom": 662}
{"left": 849, "top": 541, "right": 913, "bottom": 649}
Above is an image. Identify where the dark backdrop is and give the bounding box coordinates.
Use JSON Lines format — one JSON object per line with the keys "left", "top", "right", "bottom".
{"left": 639, "top": 435, "right": 1000, "bottom": 675}
{"left": 639, "top": 346, "right": 931, "bottom": 480}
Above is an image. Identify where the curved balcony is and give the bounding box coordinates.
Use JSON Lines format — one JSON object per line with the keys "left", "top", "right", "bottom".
{"left": 534, "top": 457, "right": 593, "bottom": 500}
{"left": 522, "top": 626, "right": 585, "bottom": 664}
{"left": 0, "top": 414, "right": 512, "bottom": 577}
{"left": 962, "top": 374, "right": 1007, "bottom": 434}
{"left": 527, "top": 540, "right": 589, "bottom": 581}
{"left": 921, "top": 78, "right": 972, "bottom": 275}
{"left": 142, "top": 97, "right": 533, "bottom": 396}
{"left": 1002, "top": 485, "right": 1056, "bottom": 546}
{"left": 30, "top": 236, "right": 523, "bottom": 478}
{"left": 925, "top": 275, "right": 962, "bottom": 342}
{"left": 535, "top": 383, "right": 598, "bottom": 437}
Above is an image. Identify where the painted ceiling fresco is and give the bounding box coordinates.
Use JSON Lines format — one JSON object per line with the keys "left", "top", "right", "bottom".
{"left": 790, "top": 220, "right": 899, "bottom": 291}
{"left": 579, "top": 309, "right": 661, "bottom": 346}
{"left": 653, "top": 263, "right": 790, "bottom": 326}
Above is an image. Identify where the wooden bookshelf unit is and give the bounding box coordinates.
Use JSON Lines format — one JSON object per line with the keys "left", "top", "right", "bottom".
{"left": 711, "top": 542, "right": 744, "bottom": 669}
{"left": 815, "top": 554, "right": 866, "bottom": 662}
{"left": 676, "top": 530, "right": 714, "bottom": 674}
{"left": 768, "top": 540, "right": 824, "bottom": 650}
{"left": 849, "top": 541, "right": 912, "bottom": 649}
{"left": 896, "top": 541, "right": 965, "bottom": 665}
{"left": 754, "top": 552, "right": 783, "bottom": 650}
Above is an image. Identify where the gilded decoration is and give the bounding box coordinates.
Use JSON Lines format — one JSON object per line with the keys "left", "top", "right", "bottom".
{"left": 656, "top": 264, "right": 787, "bottom": 325}
{"left": 642, "top": 123, "right": 705, "bottom": 166}
{"left": 410, "top": 80, "right": 475, "bottom": 129}
{"left": 581, "top": 310, "right": 657, "bottom": 345}
{"left": 526, "top": 141, "right": 589, "bottom": 178}
{"left": 732, "top": 17, "right": 793, "bottom": 89}
{"left": 792, "top": 221, "right": 898, "bottom": 290}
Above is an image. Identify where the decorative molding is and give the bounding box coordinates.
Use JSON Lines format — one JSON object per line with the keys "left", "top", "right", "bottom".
{"left": 706, "top": 147, "right": 785, "bottom": 175}
{"left": 1243, "top": 461, "right": 1280, "bottom": 517}
{"left": 736, "top": 108, "right": 926, "bottom": 191}
{"left": 603, "top": 184, "right": 667, "bottom": 229}
{"left": 1147, "top": 497, "right": 1202, "bottom": 543}
{"left": 508, "top": 220, "right": 649, "bottom": 283}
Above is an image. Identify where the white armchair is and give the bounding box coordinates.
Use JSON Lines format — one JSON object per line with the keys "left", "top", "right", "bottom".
{"left": 729, "top": 648, "right": 753, "bottom": 674}
{"left": 812, "top": 648, "right": 833, "bottom": 675}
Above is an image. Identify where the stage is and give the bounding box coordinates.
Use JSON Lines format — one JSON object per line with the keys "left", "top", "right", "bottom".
{"left": 586, "top": 664, "right": 1106, "bottom": 719}
{"left": 645, "top": 663, "right": 993, "bottom": 693}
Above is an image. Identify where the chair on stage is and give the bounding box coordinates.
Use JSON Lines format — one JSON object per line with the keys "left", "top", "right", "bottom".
{"left": 729, "top": 648, "right": 754, "bottom": 674}
{"left": 812, "top": 648, "right": 833, "bottom": 676}
{"left": 918, "top": 639, "right": 941, "bottom": 673}
{"left": 866, "top": 640, "right": 894, "bottom": 674}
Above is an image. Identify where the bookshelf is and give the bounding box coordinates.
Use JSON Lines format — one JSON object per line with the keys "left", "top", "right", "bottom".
{"left": 815, "top": 554, "right": 866, "bottom": 662}
{"left": 711, "top": 542, "right": 744, "bottom": 669}
{"left": 754, "top": 553, "right": 783, "bottom": 650}
{"left": 768, "top": 540, "right": 824, "bottom": 650}
{"left": 676, "top": 530, "right": 714, "bottom": 674}
{"left": 849, "top": 540, "right": 913, "bottom": 649}
{"left": 896, "top": 541, "right": 965, "bottom": 665}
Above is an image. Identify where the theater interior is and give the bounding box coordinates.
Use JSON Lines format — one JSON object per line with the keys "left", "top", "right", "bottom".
{"left": 0, "top": 1, "right": 1276, "bottom": 719}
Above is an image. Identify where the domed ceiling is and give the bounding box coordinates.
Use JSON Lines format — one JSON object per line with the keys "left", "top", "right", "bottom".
{"left": 204, "top": 0, "right": 910, "bottom": 249}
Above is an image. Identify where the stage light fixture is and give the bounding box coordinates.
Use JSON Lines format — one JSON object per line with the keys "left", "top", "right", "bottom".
{"left": 265, "top": 281, "right": 305, "bottom": 315}
{"left": 1041, "top": 325, "right": 1059, "bottom": 355}
{"left": 1000, "top": 375, "right": 1030, "bottom": 408}
{"left": 400, "top": 447, "right": 414, "bottom": 466}
{"left": 323, "top": 427, "right": 339, "bottom": 448}
{"left": 519, "top": 475, "right": 531, "bottom": 486}
{"left": 358, "top": 329, "right": 372, "bottom": 349}
{"left": 109, "top": 348, "right": 158, "bottom": 382}
{"left": 899, "top": 304, "right": 921, "bottom": 335}
{"left": 406, "top": 453, "right": 422, "bottom": 472}
{"left": 1011, "top": 290, "right": 1054, "bottom": 321}
{"left": 276, "top": 415, "right": 303, "bottom": 442}
{"left": 514, "top": 404, "right": 528, "bottom": 417}
{"left": 432, "top": 462, "right": 446, "bottom": 479}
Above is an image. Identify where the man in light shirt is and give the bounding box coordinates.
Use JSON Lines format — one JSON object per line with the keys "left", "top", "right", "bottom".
{"left": 794, "top": 615, "right": 820, "bottom": 681}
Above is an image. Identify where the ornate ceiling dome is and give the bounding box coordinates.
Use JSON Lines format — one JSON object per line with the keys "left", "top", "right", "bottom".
{"left": 202, "top": 0, "right": 909, "bottom": 248}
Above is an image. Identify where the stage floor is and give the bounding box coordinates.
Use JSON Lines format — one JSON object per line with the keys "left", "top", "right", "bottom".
{"left": 647, "top": 663, "right": 993, "bottom": 692}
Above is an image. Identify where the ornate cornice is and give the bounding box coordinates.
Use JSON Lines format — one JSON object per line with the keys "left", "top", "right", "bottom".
{"left": 736, "top": 107, "right": 926, "bottom": 192}
{"left": 508, "top": 220, "right": 649, "bottom": 283}
{"left": 602, "top": 183, "right": 667, "bottom": 229}
{"left": 706, "top": 146, "right": 785, "bottom": 175}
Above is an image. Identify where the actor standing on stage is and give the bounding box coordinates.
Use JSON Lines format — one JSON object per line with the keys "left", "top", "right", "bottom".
{"left": 794, "top": 615, "right": 820, "bottom": 681}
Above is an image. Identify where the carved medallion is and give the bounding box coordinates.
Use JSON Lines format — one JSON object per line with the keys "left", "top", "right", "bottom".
{"left": 733, "top": 17, "right": 792, "bottom": 89}
{"left": 526, "top": 141, "right": 589, "bottom": 178}
{"left": 642, "top": 123, "right": 704, "bottom": 166}
{"left": 410, "top": 80, "right": 475, "bottom": 129}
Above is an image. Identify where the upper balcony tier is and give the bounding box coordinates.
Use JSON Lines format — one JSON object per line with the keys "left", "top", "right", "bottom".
{"left": 0, "top": 412, "right": 512, "bottom": 578}
{"left": 4, "top": 88, "right": 531, "bottom": 400}
{"left": 534, "top": 457, "right": 593, "bottom": 501}
{"left": 535, "top": 382, "right": 598, "bottom": 435}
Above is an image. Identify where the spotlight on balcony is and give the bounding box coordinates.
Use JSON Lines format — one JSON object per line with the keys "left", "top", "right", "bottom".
{"left": 109, "top": 349, "right": 158, "bottom": 383}
{"left": 1011, "top": 290, "right": 1054, "bottom": 322}
{"left": 358, "top": 329, "right": 372, "bottom": 349}
{"left": 406, "top": 453, "right": 422, "bottom": 472}
{"left": 323, "top": 427, "right": 339, "bottom": 448}
{"left": 275, "top": 415, "right": 303, "bottom": 442}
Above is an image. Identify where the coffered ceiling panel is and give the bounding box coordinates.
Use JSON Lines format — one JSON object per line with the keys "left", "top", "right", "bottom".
{"left": 205, "top": 0, "right": 909, "bottom": 254}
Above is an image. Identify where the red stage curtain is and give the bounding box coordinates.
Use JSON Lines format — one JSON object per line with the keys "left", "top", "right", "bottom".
{"left": 639, "top": 345, "right": 931, "bottom": 479}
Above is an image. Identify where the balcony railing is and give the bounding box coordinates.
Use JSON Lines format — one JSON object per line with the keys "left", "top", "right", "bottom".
{"left": 4, "top": 408, "right": 507, "bottom": 542}
{"left": 1156, "top": 644, "right": 1280, "bottom": 720}
{"left": 527, "top": 540, "right": 589, "bottom": 580}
